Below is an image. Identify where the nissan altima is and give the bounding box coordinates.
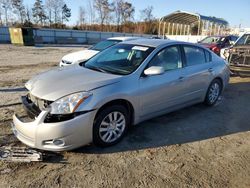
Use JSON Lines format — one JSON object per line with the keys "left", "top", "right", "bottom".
{"left": 12, "top": 39, "right": 230, "bottom": 151}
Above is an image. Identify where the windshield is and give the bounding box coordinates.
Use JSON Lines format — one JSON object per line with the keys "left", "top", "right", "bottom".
{"left": 235, "top": 34, "right": 250, "bottom": 45}
{"left": 200, "top": 36, "right": 221, "bottom": 44}
{"left": 84, "top": 44, "right": 154, "bottom": 75}
{"left": 91, "top": 40, "right": 121, "bottom": 51}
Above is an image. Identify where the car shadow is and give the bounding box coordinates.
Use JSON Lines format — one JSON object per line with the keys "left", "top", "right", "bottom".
{"left": 74, "top": 81, "right": 250, "bottom": 154}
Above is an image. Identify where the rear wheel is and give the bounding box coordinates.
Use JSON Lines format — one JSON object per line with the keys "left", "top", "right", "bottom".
{"left": 204, "top": 79, "right": 222, "bottom": 106}
{"left": 93, "top": 105, "right": 129, "bottom": 147}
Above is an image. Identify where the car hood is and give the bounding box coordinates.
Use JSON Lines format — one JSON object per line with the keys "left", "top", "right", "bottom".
{"left": 26, "top": 65, "right": 122, "bottom": 101}
{"left": 62, "top": 49, "right": 99, "bottom": 63}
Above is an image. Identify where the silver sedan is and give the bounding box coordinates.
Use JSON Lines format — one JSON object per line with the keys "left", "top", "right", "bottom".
{"left": 12, "top": 39, "right": 230, "bottom": 151}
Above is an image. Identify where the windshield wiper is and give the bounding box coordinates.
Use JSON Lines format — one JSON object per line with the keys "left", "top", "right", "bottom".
{"left": 86, "top": 65, "right": 109, "bottom": 73}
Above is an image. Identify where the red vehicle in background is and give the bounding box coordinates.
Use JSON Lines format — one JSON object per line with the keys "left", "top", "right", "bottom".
{"left": 198, "top": 35, "right": 238, "bottom": 56}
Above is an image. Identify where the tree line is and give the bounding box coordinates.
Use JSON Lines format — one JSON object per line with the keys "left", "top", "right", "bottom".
{"left": 0, "top": 0, "right": 158, "bottom": 34}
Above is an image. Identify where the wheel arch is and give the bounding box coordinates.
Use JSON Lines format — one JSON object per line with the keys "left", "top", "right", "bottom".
{"left": 94, "top": 99, "right": 135, "bottom": 126}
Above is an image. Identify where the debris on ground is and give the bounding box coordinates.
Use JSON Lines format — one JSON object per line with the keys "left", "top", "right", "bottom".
{"left": 0, "top": 146, "right": 43, "bottom": 162}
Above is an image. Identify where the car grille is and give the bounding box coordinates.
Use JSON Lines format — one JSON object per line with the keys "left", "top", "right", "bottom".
{"left": 229, "top": 48, "right": 250, "bottom": 67}
{"left": 27, "top": 93, "right": 52, "bottom": 110}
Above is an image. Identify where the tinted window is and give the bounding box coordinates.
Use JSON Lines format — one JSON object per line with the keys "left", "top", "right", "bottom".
{"left": 205, "top": 50, "right": 211, "bottom": 62}
{"left": 230, "top": 36, "right": 238, "bottom": 42}
{"left": 148, "top": 46, "right": 182, "bottom": 71}
{"left": 184, "top": 46, "right": 206, "bottom": 66}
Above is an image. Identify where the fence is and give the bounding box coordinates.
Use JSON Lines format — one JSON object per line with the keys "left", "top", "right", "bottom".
{"left": 0, "top": 27, "right": 157, "bottom": 45}
{"left": 33, "top": 28, "right": 158, "bottom": 44}
{"left": 0, "top": 27, "right": 208, "bottom": 45}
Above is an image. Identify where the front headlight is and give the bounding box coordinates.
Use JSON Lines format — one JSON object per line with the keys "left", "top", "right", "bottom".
{"left": 50, "top": 92, "right": 92, "bottom": 114}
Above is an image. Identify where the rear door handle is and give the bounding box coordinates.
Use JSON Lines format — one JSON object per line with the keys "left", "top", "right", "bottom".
{"left": 179, "top": 76, "right": 185, "bottom": 81}
{"left": 208, "top": 68, "right": 214, "bottom": 73}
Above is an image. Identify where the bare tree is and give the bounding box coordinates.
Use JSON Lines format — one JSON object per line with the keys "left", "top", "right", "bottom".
{"left": 0, "top": 3, "right": 3, "bottom": 25}
{"left": 94, "top": 0, "right": 113, "bottom": 30}
{"left": 113, "top": 0, "right": 122, "bottom": 31}
{"left": 140, "top": 6, "right": 154, "bottom": 22}
{"left": 12, "top": 0, "right": 26, "bottom": 24}
{"left": 140, "top": 6, "right": 156, "bottom": 34}
{"left": 23, "top": 5, "right": 33, "bottom": 27}
{"left": 45, "top": 0, "right": 52, "bottom": 26}
{"left": 45, "top": 0, "right": 64, "bottom": 25}
{"left": 0, "top": 0, "right": 12, "bottom": 25}
{"left": 87, "top": 0, "right": 95, "bottom": 25}
{"left": 78, "top": 6, "right": 85, "bottom": 29}
{"left": 120, "top": 1, "right": 134, "bottom": 23}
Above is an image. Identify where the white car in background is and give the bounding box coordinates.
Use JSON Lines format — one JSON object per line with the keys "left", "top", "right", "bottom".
{"left": 59, "top": 37, "right": 141, "bottom": 67}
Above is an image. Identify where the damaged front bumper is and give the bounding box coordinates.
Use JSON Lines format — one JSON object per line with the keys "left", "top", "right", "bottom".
{"left": 12, "top": 96, "right": 96, "bottom": 151}
{"left": 229, "top": 46, "right": 250, "bottom": 76}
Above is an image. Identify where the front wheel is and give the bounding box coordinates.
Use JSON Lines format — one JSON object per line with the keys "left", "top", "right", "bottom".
{"left": 93, "top": 105, "right": 129, "bottom": 147}
{"left": 204, "top": 79, "right": 222, "bottom": 106}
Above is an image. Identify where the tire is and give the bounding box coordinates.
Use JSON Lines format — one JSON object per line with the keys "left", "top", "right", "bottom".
{"left": 93, "top": 105, "right": 129, "bottom": 147}
{"left": 204, "top": 79, "right": 222, "bottom": 106}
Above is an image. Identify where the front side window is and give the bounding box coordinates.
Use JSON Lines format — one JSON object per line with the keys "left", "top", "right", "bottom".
{"left": 148, "top": 46, "right": 182, "bottom": 71}
{"left": 91, "top": 40, "right": 121, "bottom": 51}
{"left": 184, "top": 46, "right": 206, "bottom": 66}
{"left": 84, "top": 44, "right": 154, "bottom": 75}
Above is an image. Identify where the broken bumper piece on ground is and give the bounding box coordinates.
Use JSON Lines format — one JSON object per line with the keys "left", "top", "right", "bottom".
{"left": 0, "top": 146, "right": 42, "bottom": 162}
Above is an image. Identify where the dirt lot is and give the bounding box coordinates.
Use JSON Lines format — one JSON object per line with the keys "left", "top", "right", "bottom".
{"left": 0, "top": 45, "right": 249, "bottom": 188}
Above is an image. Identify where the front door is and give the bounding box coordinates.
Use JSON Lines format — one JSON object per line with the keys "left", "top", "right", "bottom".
{"left": 139, "top": 45, "right": 189, "bottom": 118}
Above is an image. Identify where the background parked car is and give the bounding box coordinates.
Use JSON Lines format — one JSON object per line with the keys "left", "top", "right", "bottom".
{"left": 59, "top": 37, "right": 141, "bottom": 67}
{"left": 198, "top": 35, "right": 238, "bottom": 56}
{"left": 229, "top": 32, "right": 250, "bottom": 77}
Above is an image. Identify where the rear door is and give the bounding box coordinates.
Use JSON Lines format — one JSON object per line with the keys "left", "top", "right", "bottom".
{"left": 182, "top": 45, "right": 214, "bottom": 101}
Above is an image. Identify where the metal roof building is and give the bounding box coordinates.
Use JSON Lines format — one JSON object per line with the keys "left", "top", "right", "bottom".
{"left": 158, "top": 11, "right": 229, "bottom": 36}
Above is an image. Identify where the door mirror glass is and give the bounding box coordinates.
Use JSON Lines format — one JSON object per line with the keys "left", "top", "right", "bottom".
{"left": 144, "top": 66, "right": 165, "bottom": 76}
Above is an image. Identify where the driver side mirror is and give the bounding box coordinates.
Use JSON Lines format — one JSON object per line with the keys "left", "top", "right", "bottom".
{"left": 144, "top": 66, "right": 165, "bottom": 76}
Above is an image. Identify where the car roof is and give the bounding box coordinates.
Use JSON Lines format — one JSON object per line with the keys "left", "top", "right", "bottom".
{"left": 108, "top": 36, "right": 142, "bottom": 41}
{"left": 120, "top": 39, "right": 180, "bottom": 47}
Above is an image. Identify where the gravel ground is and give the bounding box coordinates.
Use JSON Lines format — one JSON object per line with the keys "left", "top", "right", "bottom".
{"left": 0, "top": 45, "right": 249, "bottom": 188}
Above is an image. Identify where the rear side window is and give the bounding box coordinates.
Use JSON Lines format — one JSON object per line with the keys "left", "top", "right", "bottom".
{"left": 184, "top": 46, "right": 206, "bottom": 66}
{"left": 204, "top": 50, "right": 212, "bottom": 62}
